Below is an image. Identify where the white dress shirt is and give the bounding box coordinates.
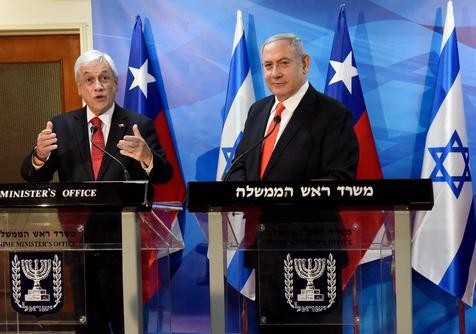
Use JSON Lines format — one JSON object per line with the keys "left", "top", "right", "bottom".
{"left": 264, "top": 81, "right": 309, "bottom": 148}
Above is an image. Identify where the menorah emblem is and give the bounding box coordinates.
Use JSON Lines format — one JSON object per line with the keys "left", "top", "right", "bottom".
{"left": 21, "top": 258, "right": 52, "bottom": 302}
{"left": 294, "top": 257, "right": 326, "bottom": 302}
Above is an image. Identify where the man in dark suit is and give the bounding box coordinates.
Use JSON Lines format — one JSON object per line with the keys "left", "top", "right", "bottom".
{"left": 21, "top": 50, "right": 172, "bottom": 184}
{"left": 227, "top": 33, "right": 357, "bottom": 182}
{"left": 21, "top": 50, "right": 172, "bottom": 333}
{"left": 227, "top": 34, "right": 358, "bottom": 333}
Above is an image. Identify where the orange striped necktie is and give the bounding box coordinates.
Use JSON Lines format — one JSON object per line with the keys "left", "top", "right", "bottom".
{"left": 260, "top": 102, "right": 285, "bottom": 179}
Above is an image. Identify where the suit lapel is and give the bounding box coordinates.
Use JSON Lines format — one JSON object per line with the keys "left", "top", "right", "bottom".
{"left": 97, "top": 105, "right": 128, "bottom": 180}
{"left": 73, "top": 107, "right": 94, "bottom": 180}
{"left": 262, "top": 86, "right": 318, "bottom": 179}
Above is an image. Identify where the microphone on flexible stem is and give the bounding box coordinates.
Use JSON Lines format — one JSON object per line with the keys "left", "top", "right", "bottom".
{"left": 90, "top": 125, "right": 131, "bottom": 181}
{"left": 222, "top": 114, "right": 281, "bottom": 182}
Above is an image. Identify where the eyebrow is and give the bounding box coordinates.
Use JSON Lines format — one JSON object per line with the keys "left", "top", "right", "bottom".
{"left": 82, "top": 70, "right": 111, "bottom": 76}
{"left": 263, "top": 57, "right": 293, "bottom": 64}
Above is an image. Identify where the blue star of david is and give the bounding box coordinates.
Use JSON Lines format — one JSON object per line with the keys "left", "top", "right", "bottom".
{"left": 220, "top": 132, "right": 243, "bottom": 179}
{"left": 428, "top": 130, "right": 471, "bottom": 198}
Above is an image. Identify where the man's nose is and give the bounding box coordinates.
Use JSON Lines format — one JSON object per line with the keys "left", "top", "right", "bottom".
{"left": 93, "top": 79, "right": 104, "bottom": 90}
{"left": 271, "top": 66, "right": 281, "bottom": 77}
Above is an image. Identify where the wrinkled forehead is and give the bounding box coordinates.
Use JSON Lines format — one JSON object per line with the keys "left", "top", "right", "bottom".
{"left": 78, "top": 60, "right": 114, "bottom": 77}
{"left": 262, "top": 40, "right": 298, "bottom": 62}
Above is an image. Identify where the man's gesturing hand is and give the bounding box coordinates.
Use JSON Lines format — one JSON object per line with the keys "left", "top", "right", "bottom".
{"left": 117, "top": 124, "right": 153, "bottom": 167}
{"left": 34, "top": 121, "right": 58, "bottom": 162}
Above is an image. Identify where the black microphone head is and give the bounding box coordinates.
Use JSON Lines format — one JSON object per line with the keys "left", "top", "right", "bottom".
{"left": 90, "top": 125, "right": 98, "bottom": 135}
{"left": 274, "top": 115, "right": 281, "bottom": 124}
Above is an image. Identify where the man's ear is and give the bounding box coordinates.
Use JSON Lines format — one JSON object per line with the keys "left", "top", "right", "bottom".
{"left": 76, "top": 82, "right": 82, "bottom": 97}
{"left": 302, "top": 54, "right": 311, "bottom": 74}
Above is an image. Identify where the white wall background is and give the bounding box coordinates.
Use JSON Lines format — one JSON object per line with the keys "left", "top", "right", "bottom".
{"left": 0, "top": 0, "right": 93, "bottom": 50}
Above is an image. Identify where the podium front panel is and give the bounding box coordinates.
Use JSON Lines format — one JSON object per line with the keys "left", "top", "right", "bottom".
{"left": 0, "top": 206, "right": 180, "bottom": 333}
{"left": 0, "top": 208, "right": 88, "bottom": 330}
{"left": 219, "top": 209, "right": 396, "bottom": 334}
{"left": 188, "top": 180, "right": 433, "bottom": 334}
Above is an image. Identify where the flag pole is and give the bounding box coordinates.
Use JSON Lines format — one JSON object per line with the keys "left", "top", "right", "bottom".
{"left": 459, "top": 301, "right": 465, "bottom": 334}
{"left": 242, "top": 297, "right": 249, "bottom": 334}
{"left": 353, "top": 274, "right": 360, "bottom": 334}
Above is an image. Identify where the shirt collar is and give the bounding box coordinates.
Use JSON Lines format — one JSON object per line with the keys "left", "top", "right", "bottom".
{"left": 86, "top": 103, "right": 115, "bottom": 126}
{"left": 273, "top": 81, "right": 309, "bottom": 112}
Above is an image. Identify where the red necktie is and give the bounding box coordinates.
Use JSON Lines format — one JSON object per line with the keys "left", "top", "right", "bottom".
{"left": 90, "top": 117, "right": 105, "bottom": 180}
{"left": 260, "top": 103, "right": 285, "bottom": 179}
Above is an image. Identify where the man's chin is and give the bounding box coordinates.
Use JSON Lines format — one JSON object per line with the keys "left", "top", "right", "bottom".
{"left": 274, "top": 92, "right": 291, "bottom": 101}
{"left": 90, "top": 103, "right": 113, "bottom": 115}
{"left": 270, "top": 88, "right": 290, "bottom": 99}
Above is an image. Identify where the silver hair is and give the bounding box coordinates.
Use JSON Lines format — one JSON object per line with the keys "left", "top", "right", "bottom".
{"left": 74, "top": 50, "right": 118, "bottom": 81}
{"left": 261, "top": 33, "right": 307, "bottom": 59}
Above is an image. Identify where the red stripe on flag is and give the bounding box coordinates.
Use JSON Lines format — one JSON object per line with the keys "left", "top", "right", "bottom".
{"left": 140, "top": 209, "right": 180, "bottom": 302}
{"left": 153, "top": 110, "right": 186, "bottom": 203}
{"left": 142, "top": 112, "right": 185, "bottom": 302}
{"left": 142, "top": 255, "right": 160, "bottom": 302}
{"left": 340, "top": 210, "right": 388, "bottom": 287}
{"left": 340, "top": 111, "right": 387, "bottom": 287}
{"left": 142, "top": 111, "right": 185, "bottom": 301}
{"left": 354, "top": 111, "right": 382, "bottom": 179}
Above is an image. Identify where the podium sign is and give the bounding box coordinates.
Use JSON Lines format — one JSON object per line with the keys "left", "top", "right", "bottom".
{"left": 0, "top": 181, "right": 150, "bottom": 208}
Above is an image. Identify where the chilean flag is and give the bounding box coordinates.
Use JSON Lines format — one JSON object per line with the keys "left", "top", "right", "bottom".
{"left": 324, "top": 6, "right": 387, "bottom": 287}
{"left": 124, "top": 16, "right": 186, "bottom": 302}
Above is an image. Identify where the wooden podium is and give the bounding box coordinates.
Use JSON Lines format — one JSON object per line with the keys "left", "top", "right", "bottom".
{"left": 187, "top": 179, "right": 433, "bottom": 334}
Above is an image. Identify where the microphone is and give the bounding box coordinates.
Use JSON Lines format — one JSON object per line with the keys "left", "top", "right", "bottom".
{"left": 90, "top": 125, "right": 131, "bottom": 181}
{"left": 222, "top": 114, "right": 281, "bottom": 182}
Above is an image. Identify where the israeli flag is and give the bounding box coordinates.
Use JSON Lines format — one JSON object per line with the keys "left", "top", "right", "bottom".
{"left": 412, "top": 0, "right": 476, "bottom": 306}
{"left": 216, "top": 10, "right": 256, "bottom": 300}
{"left": 216, "top": 9, "right": 255, "bottom": 181}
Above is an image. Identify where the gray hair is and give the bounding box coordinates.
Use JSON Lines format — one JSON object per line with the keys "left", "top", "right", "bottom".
{"left": 261, "top": 33, "right": 307, "bottom": 59}
{"left": 74, "top": 50, "right": 118, "bottom": 81}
